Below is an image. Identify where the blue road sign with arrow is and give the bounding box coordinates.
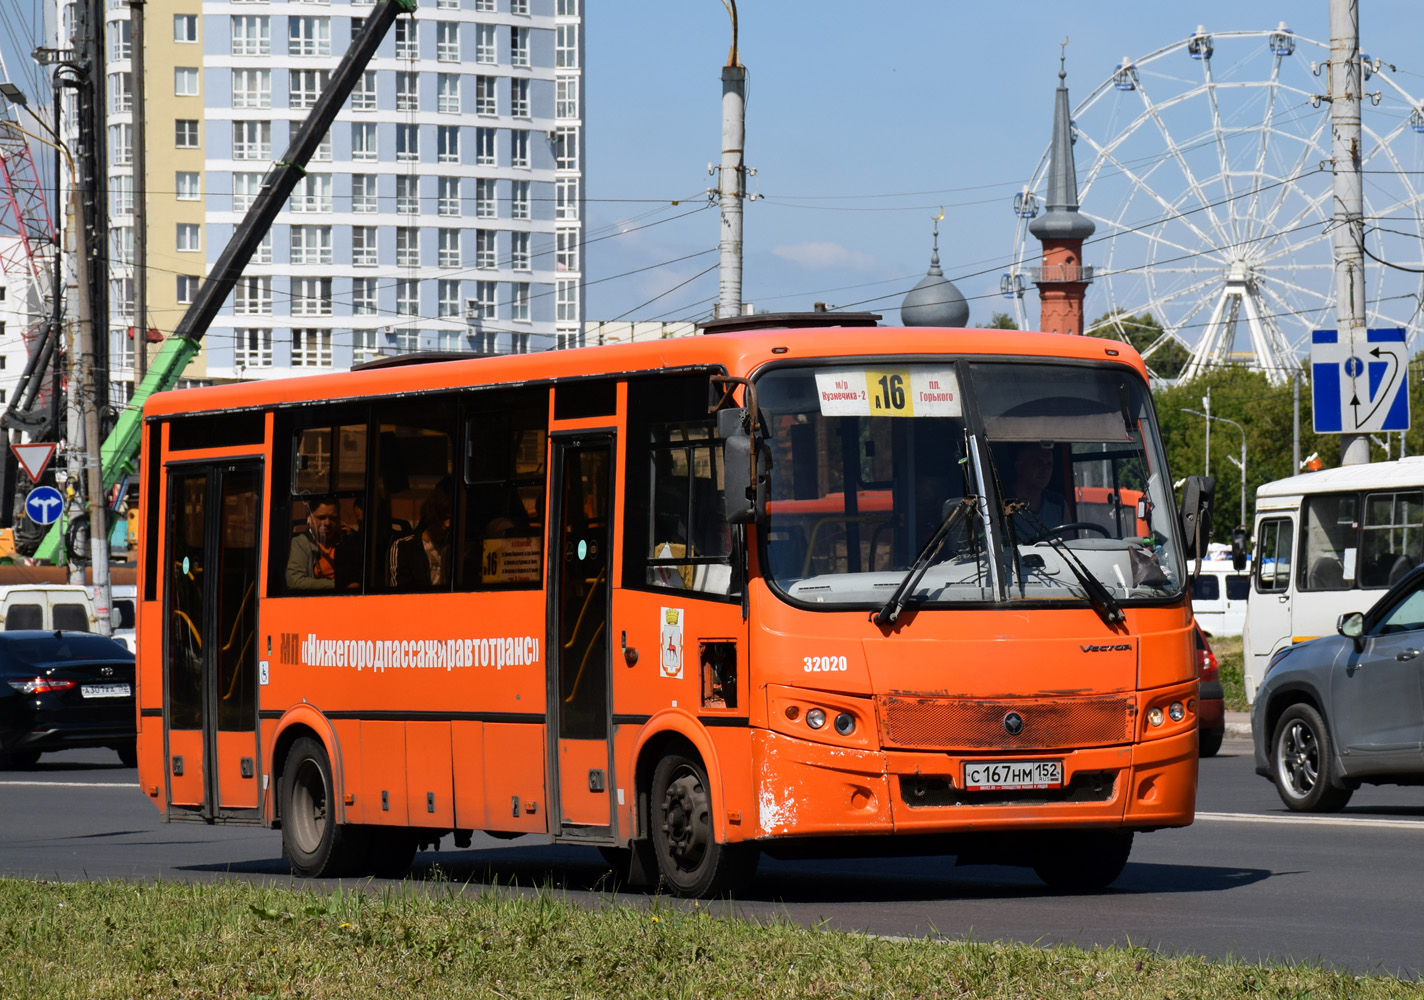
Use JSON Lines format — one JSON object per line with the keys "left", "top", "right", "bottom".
{"left": 1312, "top": 328, "right": 1410, "bottom": 434}
{"left": 24, "top": 485, "right": 64, "bottom": 526}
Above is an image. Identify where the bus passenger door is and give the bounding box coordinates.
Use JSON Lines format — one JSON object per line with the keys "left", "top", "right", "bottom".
{"left": 547, "top": 435, "right": 615, "bottom": 838}
{"left": 1244, "top": 515, "right": 1294, "bottom": 702}
{"left": 163, "top": 463, "right": 263, "bottom": 821}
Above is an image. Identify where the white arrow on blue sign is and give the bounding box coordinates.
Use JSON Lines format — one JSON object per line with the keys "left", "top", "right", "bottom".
{"left": 24, "top": 485, "right": 64, "bottom": 526}
{"left": 1312, "top": 328, "right": 1410, "bottom": 434}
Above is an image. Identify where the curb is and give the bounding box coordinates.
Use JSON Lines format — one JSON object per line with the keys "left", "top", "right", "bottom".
{"left": 1223, "top": 711, "right": 1251, "bottom": 739}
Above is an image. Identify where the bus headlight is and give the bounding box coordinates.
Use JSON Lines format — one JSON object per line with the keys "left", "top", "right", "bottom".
{"left": 1147, "top": 707, "right": 1165, "bottom": 727}
{"left": 1168, "top": 702, "right": 1186, "bottom": 722}
{"left": 805, "top": 708, "right": 827, "bottom": 730}
{"left": 834, "top": 712, "right": 856, "bottom": 736}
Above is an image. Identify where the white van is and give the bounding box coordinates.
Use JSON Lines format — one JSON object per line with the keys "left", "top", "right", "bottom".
{"left": 0, "top": 585, "right": 99, "bottom": 632}
{"left": 1243, "top": 456, "right": 1424, "bottom": 702}
{"left": 1191, "top": 556, "right": 1250, "bottom": 637}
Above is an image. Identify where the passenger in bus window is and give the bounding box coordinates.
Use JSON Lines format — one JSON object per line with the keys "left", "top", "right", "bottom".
{"left": 333, "top": 497, "right": 365, "bottom": 592}
{"left": 1009, "top": 442, "right": 1065, "bottom": 541}
{"left": 286, "top": 497, "right": 342, "bottom": 591}
{"left": 389, "top": 489, "right": 453, "bottom": 589}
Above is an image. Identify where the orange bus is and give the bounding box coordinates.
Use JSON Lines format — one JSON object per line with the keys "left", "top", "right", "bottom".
{"left": 134, "top": 318, "right": 1207, "bottom": 895}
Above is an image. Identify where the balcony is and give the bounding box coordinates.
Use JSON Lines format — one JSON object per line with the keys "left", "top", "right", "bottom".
{"left": 1028, "top": 264, "right": 1094, "bottom": 285}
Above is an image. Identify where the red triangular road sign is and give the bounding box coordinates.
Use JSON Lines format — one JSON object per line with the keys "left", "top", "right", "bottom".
{"left": 11, "top": 443, "right": 56, "bottom": 484}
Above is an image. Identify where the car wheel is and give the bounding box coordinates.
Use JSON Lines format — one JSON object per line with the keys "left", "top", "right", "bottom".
{"left": 0, "top": 749, "right": 40, "bottom": 770}
{"left": 1272, "top": 704, "right": 1352, "bottom": 812}
{"left": 1032, "top": 830, "right": 1134, "bottom": 891}
{"left": 281, "top": 736, "right": 368, "bottom": 877}
{"left": 1198, "top": 725, "right": 1225, "bottom": 758}
{"left": 650, "top": 752, "right": 758, "bottom": 897}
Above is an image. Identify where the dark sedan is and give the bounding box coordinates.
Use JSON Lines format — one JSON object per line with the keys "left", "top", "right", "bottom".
{"left": 0, "top": 631, "right": 136, "bottom": 768}
{"left": 1253, "top": 564, "right": 1424, "bottom": 811}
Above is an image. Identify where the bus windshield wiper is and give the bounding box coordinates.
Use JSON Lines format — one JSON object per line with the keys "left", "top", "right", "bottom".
{"left": 873, "top": 497, "right": 977, "bottom": 626}
{"left": 1012, "top": 503, "right": 1126, "bottom": 628}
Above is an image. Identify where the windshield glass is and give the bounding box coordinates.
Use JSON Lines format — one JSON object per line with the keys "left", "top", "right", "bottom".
{"left": 756, "top": 361, "right": 1183, "bottom": 609}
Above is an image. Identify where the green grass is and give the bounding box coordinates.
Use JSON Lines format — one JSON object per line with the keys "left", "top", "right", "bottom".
{"left": 1210, "top": 634, "right": 1248, "bottom": 712}
{"left": 0, "top": 877, "right": 1417, "bottom": 998}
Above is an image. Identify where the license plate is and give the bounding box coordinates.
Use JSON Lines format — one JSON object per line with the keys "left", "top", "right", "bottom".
{"left": 963, "top": 759, "right": 1062, "bottom": 791}
{"left": 81, "top": 683, "right": 130, "bottom": 699}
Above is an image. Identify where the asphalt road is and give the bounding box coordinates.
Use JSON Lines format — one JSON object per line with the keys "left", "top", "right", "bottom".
{"left": 5, "top": 735, "right": 1424, "bottom": 978}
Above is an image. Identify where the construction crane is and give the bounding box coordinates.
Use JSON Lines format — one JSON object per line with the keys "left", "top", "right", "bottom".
{"left": 33, "top": 0, "right": 417, "bottom": 563}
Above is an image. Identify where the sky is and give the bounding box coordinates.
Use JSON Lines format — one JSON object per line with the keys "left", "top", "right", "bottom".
{"left": 3, "top": 0, "right": 1423, "bottom": 340}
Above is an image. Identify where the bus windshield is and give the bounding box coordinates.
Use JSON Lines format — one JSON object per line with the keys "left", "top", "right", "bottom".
{"left": 757, "top": 360, "right": 1183, "bottom": 609}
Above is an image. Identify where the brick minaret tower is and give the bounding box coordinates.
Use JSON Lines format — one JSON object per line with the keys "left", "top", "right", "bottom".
{"left": 1029, "top": 56, "right": 1095, "bottom": 335}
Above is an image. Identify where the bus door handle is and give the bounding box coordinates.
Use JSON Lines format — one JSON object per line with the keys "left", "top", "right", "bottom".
{"left": 1278, "top": 595, "right": 1290, "bottom": 603}
{"left": 1398, "top": 649, "right": 1420, "bottom": 661}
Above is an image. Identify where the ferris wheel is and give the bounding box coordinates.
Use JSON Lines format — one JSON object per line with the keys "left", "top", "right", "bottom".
{"left": 1006, "top": 24, "right": 1424, "bottom": 384}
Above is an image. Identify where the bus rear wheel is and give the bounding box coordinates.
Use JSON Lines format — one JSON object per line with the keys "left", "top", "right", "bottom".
{"left": 281, "top": 736, "right": 367, "bottom": 878}
{"left": 1031, "top": 830, "right": 1134, "bottom": 891}
{"left": 650, "top": 753, "right": 757, "bottom": 897}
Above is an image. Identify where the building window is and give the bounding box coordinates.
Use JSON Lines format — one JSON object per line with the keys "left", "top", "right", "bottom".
{"left": 289, "top": 16, "right": 331, "bottom": 56}
{"left": 232, "top": 68, "right": 271, "bottom": 108}
{"left": 235, "top": 328, "right": 273, "bottom": 368}
{"left": 292, "top": 328, "right": 332, "bottom": 367}
{"left": 556, "top": 228, "right": 579, "bottom": 273}
{"left": 437, "top": 21, "right": 459, "bottom": 62}
{"left": 475, "top": 75, "right": 496, "bottom": 115}
{"left": 232, "top": 172, "right": 262, "bottom": 211}
{"left": 233, "top": 121, "right": 271, "bottom": 160}
{"left": 231, "top": 16, "right": 270, "bottom": 56}
{"left": 555, "top": 178, "right": 578, "bottom": 219}
{"left": 110, "top": 175, "right": 134, "bottom": 216}
{"left": 395, "top": 71, "right": 418, "bottom": 112}
{"left": 511, "top": 180, "right": 530, "bottom": 220}
{"left": 108, "top": 72, "right": 131, "bottom": 113}
{"left": 556, "top": 77, "right": 578, "bottom": 119}
{"left": 438, "top": 228, "right": 460, "bottom": 268}
{"left": 510, "top": 26, "right": 529, "bottom": 67}
{"left": 290, "top": 225, "right": 334, "bottom": 265}
{"left": 511, "top": 0, "right": 529, "bottom": 14}
{"left": 396, "top": 176, "right": 419, "bottom": 214}
{"left": 109, "top": 19, "right": 132, "bottom": 60}
{"left": 176, "top": 171, "right": 200, "bottom": 201}
{"left": 291, "top": 174, "right": 332, "bottom": 213}
{"left": 109, "top": 124, "right": 132, "bottom": 166}
{"left": 476, "top": 178, "right": 496, "bottom": 219}
{"left": 553, "top": 126, "right": 578, "bottom": 170}
{"left": 352, "top": 122, "right": 377, "bottom": 161}
{"left": 352, "top": 226, "right": 378, "bottom": 266}
{"left": 254, "top": 232, "right": 273, "bottom": 265}
{"left": 474, "top": 0, "right": 494, "bottom": 10}
{"left": 234, "top": 276, "right": 273, "bottom": 314}
{"left": 110, "top": 227, "right": 133, "bottom": 265}
{"left": 312, "top": 129, "right": 333, "bottom": 162}
{"left": 510, "top": 77, "right": 529, "bottom": 117}
{"left": 436, "top": 0, "right": 458, "bottom": 9}
{"left": 557, "top": 0, "right": 580, "bottom": 14}
{"left": 556, "top": 23, "right": 579, "bottom": 68}
{"left": 352, "top": 277, "right": 377, "bottom": 315}
{"left": 396, "top": 227, "right": 420, "bottom": 267}
{"left": 511, "top": 129, "right": 529, "bottom": 168}
{"left": 352, "top": 174, "right": 377, "bottom": 213}
{"left": 511, "top": 230, "right": 530, "bottom": 271}
{"left": 174, "top": 67, "right": 200, "bottom": 96}
{"left": 437, "top": 125, "right": 459, "bottom": 163}
{"left": 475, "top": 127, "right": 495, "bottom": 166}
{"left": 475, "top": 229, "right": 496, "bottom": 270}
{"left": 557, "top": 279, "right": 578, "bottom": 323}
{"left": 351, "top": 70, "right": 377, "bottom": 111}
{"left": 397, "top": 123, "right": 419, "bottom": 162}
{"left": 177, "top": 274, "right": 200, "bottom": 304}
{"left": 353, "top": 328, "right": 377, "bottom": 364}
{"left": 438, "top": 279, "right": 460, "bottom": 317}
{"left": 292, "top": 278, "right": 333, "bottom": 316}
{"left": 175, "top": 119, "right": 200, "bottom": 148}
{"left": 176, "top": 223, "right": 201, "bottom": 252}
{"left": 438, "top": 73, "right": 460, "bottom": 113}
{"left": 475, "top": 24, "right": 495, "bottom": 64}
{"left": 174, "top": 14, "right": 198, "bottom": 42}
{"left": 396, "top": 279, "right": 419, "bottom": 316}
{"left": 437, "top": 176, "right": 460, "bottom": 217}
{"left": 472, "top": 280, "right": 496, "bottom": 321}
{"left": 290, "top": 69, "right": 330, "bottom": 110}
{"left": 395, "top": 18, "right": 418, "bottom": 59}
{"left": 511, "top": 281, "right": 530, "bottom": 322}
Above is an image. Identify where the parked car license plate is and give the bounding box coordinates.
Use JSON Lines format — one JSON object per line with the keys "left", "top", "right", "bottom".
{"left": 81, "top": 683, "right": 131, "bottom": 699}
{"left": 963, "top": 759, "right": 1062, "bottom": 791}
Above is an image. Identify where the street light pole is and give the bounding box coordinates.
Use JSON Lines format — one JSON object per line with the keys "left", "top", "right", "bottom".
{"left": 1183, "top": 408, "right": 1247, "bottom": 528}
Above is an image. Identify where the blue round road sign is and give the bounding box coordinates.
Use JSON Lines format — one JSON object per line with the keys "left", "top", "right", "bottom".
{"left": 24, "top": 485, "right": 64, "bottom": 526}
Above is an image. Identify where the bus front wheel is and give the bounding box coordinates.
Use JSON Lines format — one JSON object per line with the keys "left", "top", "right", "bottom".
{"left": 281, "top": 736, "right": 367, "bottom": 878}
{"left": 1032, "top": 830, "right": 1134, "bottom": 891}
{"left": 650, "top": 753, "right": 757, "bottom": 897}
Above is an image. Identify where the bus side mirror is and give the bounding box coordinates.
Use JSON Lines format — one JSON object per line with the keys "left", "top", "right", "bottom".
{"left": 719, "top": 408, "right": 768, "bottom": 525}
{"left": 1179, "top": 475, "right": 1216, "bottom": 560}
{"left": 1230, "top": 526, "right": 1249, "bottom": 571}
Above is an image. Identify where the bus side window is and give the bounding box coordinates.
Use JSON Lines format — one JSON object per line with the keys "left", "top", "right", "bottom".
{"left": 459, "top": 390, "right": 547, "bottom": 591}
{"left": 375, "top": 400, "right": 456, "bottom": 592}
{"left": 1359, "top": 490, "right": 1423, "bottom": 589}
{"left": 282, "top": 418, "right": 369, "bottom": 595}
{"left": 1299, "top": 494, "right": 1355, "bottom": 591}
{"left": 1254, "top": 518, "right": 1292, "bottom": 594}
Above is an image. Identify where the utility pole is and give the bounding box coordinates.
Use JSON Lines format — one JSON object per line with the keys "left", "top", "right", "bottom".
{"left": 714, "top": 0, "right": 745, "bottom": 320}
{"left": 1332, "top": 0, "right": 1369, "bottom": 466}
{"left": 129, "top": 0, "right": 147, "bottom": 382}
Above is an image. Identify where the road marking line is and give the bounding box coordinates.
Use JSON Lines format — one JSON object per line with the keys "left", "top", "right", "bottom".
{"left": 1196, "top": 810, "right": 1424, "bottom": 830}
{"left": 0, "top": 781, "right": 137, "bottom": 789}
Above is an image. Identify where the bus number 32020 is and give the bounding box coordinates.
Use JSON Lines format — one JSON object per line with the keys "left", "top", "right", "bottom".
{"left": 804, "top": 655, "right": 848, "bottom": 672}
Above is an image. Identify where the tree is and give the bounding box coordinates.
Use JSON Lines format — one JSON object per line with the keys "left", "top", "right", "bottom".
{"left": 1090, "top": 310, "right": 1189, "bottom": 381}
{"left": 984, "top": 311, "right": 1017, "bottom": 330}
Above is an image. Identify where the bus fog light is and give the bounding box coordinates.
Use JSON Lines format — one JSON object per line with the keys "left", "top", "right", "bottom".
{"left": 1168, "top": 702, "right": 1185, "bottom": 722}
{"left": 834, "top": 712, "right": 855, "bottom": 736}
{"left": 806, "top": 708, "right": 827, "bottom": 730}
{"left": 784, "top": 705, "right": 800, "bottom": 721}
{"left": 1147, "top": 707, "right": 1164, "bottom": 727}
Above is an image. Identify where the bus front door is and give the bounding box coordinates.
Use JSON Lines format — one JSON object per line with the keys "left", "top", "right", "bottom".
{"left": 163, "top": 463, "right": 263, "bottom": 821}
{"left": 548, "top": 435, "right": 615, "bottom": 838}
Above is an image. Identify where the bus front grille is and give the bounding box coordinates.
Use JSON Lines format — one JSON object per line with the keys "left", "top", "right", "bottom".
{"left": 878, "top": 694, "right": 1135, "bottom": 751}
